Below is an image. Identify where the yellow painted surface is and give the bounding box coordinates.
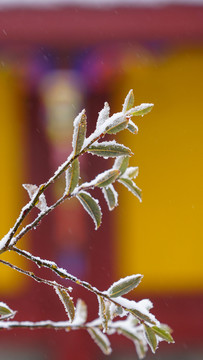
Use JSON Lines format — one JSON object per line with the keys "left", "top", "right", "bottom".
{"left": 114, "top": 49, "right": 203, "bottom": 295}
{"left": 0, "top": 68, "right": 28, "bottom": 296}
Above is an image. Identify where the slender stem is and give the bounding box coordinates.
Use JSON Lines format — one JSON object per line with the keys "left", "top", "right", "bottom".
{"left": 0, "top": 259, "right": 72, "bottom": 293}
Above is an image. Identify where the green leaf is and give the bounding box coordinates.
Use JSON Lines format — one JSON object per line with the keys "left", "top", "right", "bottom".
{"left": 127, "top": 103, "right": 154, "bottom": 117}
{"left": 97, "top": 296, "right": 108, "bottom": 332}
{"left": 127, "top": 120, "right": 138, "bottom": 134}
{"left": 87, "top": 141, "right": 132, "bottom": 158}
{"left": 0, "top": 302, "right": 13, "bottom": 316}
{"left": 130, "top": 308, "right": 155, "bottom": 325}
{"left": 124, "top": 166, "right": 139, "bottom": 179}
{"left": 122, "top": 89, "right": 134, "bottom": 113}
{"left": 94, "top": 169, "right": 120, "bottom": 188}
{"left": 144, "top": 324, "right": 158, "bottom": 353}
{"left": 106, "top": 115, "right": 129, "bottom": 134}
{"left": 55, "top": 287, "right": 75, "bottom": 322}
{"left": 72, "top": 110, "right": 87, "bottom": 155}
{"left": 102, "top": 184, "right": 118, "bottom": 211}
{"left": 65, "top": 159, "right": 80, "bottom": 195}
{"left": 134, "top": 339, "right": 147, "bottom": 360}
{"left": 152, "top": 325, "right": 174, "bottom": 343}
{"left": 77, "top": 191, "right": 102, "bottom": 229}
{"left": 108, "top": 274, "right": 143, "bottom": 298}
{"left": 88, "top": 327, "right": 112, "bottom": 355}
{"left": 113, "top": 156, "right": 129, "bottom": 176}
{"left": 96, "top": 102, "right": 110, "bottom": 128}
{"left": 118, "top": 178, "right": 142, "bottom": 202}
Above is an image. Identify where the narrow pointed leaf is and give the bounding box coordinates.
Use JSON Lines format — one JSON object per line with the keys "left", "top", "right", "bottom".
{"left": 144, "top": 324, "right": 158, "bottom": 353}
{"left": 127, "top": 103, "right": 154, "bottom": 117}
{"left": 88, "top": 327, "right": 112, "bottom": 355}
{"left": 0, "top": 302, "right": 13, "bottom": 316}
{"left": 77, "top": 191, "right": 102, "bottom": 229}
{"left": 130, "top": 308, "right": 155, "bottom": 325}
{"left": 124, "top": 166, "right": 139, "bottom": 179}
{"left": 65, "top": 159, "right": 80, "bottom": 195}
{"left": 72, "top": 299, "right": 87, "bottom": 326}
{"left": 55, "top": 287, "right": 75, "bottom": 322}
{"left": 127, "top": 120, "right": 138, "bottom": 134}
{"left": 113, "top": 156, "right": 129, "bottom": 176}
{"left": 23, "top": 184, "right": 47, "bottom": 211}
{"left": 94, "top": 169, "right": 120, "bottom": 188}
{"left": 106, "top": 115, "right": 129, "bottom": 134}
{"left": 97, "top": 296, "right": 108, "bottom": 332}
{"left": 102, "top": 184, "right": 118, "bottom": 211}
{"left": 87, "top": 141, "right": 132, "bottom": 158}
{"left": 117, "top": 327, "right": 140, "bottom": 342}
{"left": 108, "top": 274, "right": 143, "bottom": 298}
{"left": 96, "top": 102, "right": 110, "bottom": 128}
{"left": 122, "top": 89, "right": 134, "bottom": 113}
{"left": 72, "top": 110, "right": 87, "bottom": 155}
{"left": 118, "top": 178, "right": 142, "bottom": 202}
{"left": 152, "top": 326, "right": 174, "bottom": 343}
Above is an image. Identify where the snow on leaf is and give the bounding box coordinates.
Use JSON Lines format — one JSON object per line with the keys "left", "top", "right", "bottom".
{"left": 96, "top": 102, "right": 110, "bottom": 128}
{"left": 107, "top": 274, "right": 143, "bottom": 298}
{"left": 118, "top": 178, "right": 142, "bottom": 202}
{"left": 87, "top": 141, "right": 132, "bottom": 158}
{"left": 144, "top": 324, "right": 158, "bottom": 353}
{"left": 55, "top": 286, "right": 75, "bottom": 322}
{"left": 105, "top": 114, "right": 129, "bottom": 134}
{"left": 134, "top": 339, "right": 148, "bottom": 360}
{"left": 122, "top": 89, "right": 134, "bottom": 113}
{"left": 126, "top": 103, "right": 154, "bottom": 117}
{"left": 102, "top": 184, "right": 118, "bottom": 211}
{"left": 152, "top": 325, "right": 174, "bottom": 343}
{"left": 127, "top": 119, "right": 139, "bottom": 134}
{"left": 88, "top": 327, "right": 112, "bottom": 355}
{"left": 72, "top": 109, "right": 87, "bottom": 156}
{"left": 0, "top": 302, "right": 14, "bottom": 316}
{"left": 124, "top": 166, "right": 139, "bottom": 179}
{"left": 113, "top": 156, "right": 129, "bottom": 176}
{"left": 72, "top": 299, "right": 87, "bottom": 326}
{"left": 97, "top": 296, "right": 108, "bottom": 333}
{"left": 23, "top": 184, "right": 48, "bottom": 212}
{"left": 76, "top": 191, "right": 102, "bottom": 230}
{"left": 65, "top": 158, "right": 80, "bottom": 195}
{"left": 93, "top": 169, "right": 120, "bottom": 188}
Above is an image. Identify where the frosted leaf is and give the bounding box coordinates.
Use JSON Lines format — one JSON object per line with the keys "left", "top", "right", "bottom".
{"left": 97, "top": 296, "right": 108, "bottom": 332}
{"left": 0, "top": 302, "right": 14, "bottom": 317}
{"left": 127, "top": 119, "right": 139, "bottom": 134}
{"left": 126, "top": 103, "right": 154, "bottom": 117}
{"left": 151, "top": 325, "right": 174, "bottom": 343}
{"left": 87, "top": 140, "right": 132, "bottom": 158}
{"left": 76, "top": 191, "right": 102, "bottom": 230}
{"left": 123, "top": 166, "right": 139, "bottom": 179}
{"left": 72, "top": 109, "right": 87, "bottom": 156}
{"left": 65, "top": 159, "right": 80, "bottom": 195}
{"left": 23, "top": 184, "right": 48, "bottom": 212}
{"left": 113, "top": 156, "right": 129, "bottom": 176}
{"left": 72, "top": 299, "right": 87, "bottom": 326}
{"left": 144, "top": 324, "right": 158, "bottom": 353}
{"left": 92, "top": 169, "right": 120, "bottom": 188}
{"left": 96, "top": 102, "right": 110, "bottom": 128}
{"left": 118, "top": 178, "right": 142, "bottom": 202}
{"left": 88, "top": 327, "right": 112, "bottom": 355}
{"left": 55, "top": 286, "right": 75, "bottom": 322}
{"left": 102, "top": 184, "right": 118, "bottom": 211}
{"left": 134, "top": 339, "right": 148, "bottom": 359}
{"left": 107, "top": 274, "right": 143, "bottom": 298}
{"left": 122, "top": 89, "right": 134, "bottom": 113}
{"left": 105, "top": 113, "right": 129, "bottom": 134}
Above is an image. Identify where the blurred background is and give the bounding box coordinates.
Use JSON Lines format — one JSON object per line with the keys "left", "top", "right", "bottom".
{"left": 0, "top": 0, "right": 203, "bottom": 359}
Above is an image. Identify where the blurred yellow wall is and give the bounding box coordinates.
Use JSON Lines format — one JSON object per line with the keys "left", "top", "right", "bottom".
{"left": 0, "top": 68, "right": 28, "bottom": 295}
{"left": 114, "top": 48, "right": 203, "bottom": 295}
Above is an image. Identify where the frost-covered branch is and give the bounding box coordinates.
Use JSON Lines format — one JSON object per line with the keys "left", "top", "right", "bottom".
{"left": 0, "top": 90, "right": 174, "bottom": 358}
